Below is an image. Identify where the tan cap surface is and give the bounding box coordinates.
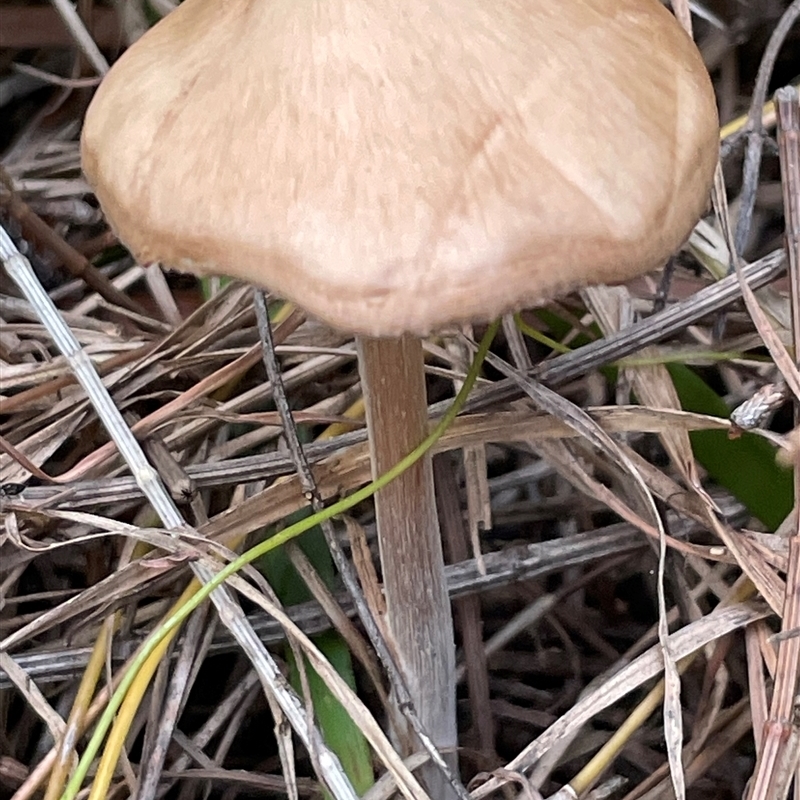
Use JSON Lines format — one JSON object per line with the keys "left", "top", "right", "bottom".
{"left": 82, "top": 0, "right": 719, "bottom": 336}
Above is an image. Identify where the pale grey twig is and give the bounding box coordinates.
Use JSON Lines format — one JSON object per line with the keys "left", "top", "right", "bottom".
{"left": 0, "top": 231, "right": 181, "bottom": 527}
{"left": 0, "top": 227, "right": 360, "bottom": 800}
{"left": 11, "top": 62, "right": 103, "bottom": 90}
{"left": 48, "top": 0, "right": 110, "bottom": 75}
{"left": 688, "top": 1, "right": 726, "bottom": 30}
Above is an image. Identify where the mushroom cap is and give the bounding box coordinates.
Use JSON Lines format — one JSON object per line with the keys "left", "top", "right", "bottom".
{"left": 81, "top": 0, "right": 718, "bottom": 336}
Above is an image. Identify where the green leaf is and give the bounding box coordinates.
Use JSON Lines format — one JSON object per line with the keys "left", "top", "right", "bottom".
{"left": 259, "top": 511, "right": 374, "bottom": 794}
{"left": 667, "top": 363, "right": 792, "bottom": 530}
{"left": 288, "top": 632, "right": 375, "bottom": 795}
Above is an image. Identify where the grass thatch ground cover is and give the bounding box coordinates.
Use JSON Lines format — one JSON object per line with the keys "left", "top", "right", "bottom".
{"left": 1, "top": 2, "right": 799, "bottom": 799}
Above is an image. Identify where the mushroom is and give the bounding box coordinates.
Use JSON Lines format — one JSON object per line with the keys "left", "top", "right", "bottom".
{"left": 81, "top": 0, "right": 718, "bottom": 790}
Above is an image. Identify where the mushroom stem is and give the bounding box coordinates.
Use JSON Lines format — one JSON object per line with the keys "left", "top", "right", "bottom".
{"left": 356, "top": 334, "right": 457, "bottom": 793}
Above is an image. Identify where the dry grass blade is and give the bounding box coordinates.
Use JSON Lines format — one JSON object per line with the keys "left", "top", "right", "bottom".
{"left": 746, "top": 84, "right": 800, "bottom": 800}
{"left": 522, "top": 251, "right": 784, "bottom": 391}
{"left": 47, "top": 0, "right": 109, "bottom": 74}
{"left": 470, "top": 601, "right": 771, "bottom": 799}
{"left": 585, "top": 273, "right": 723, "bottom": 799}
{"left": 0, "top": 651, "right": 66, "bottom": 743}
{"left": 1, "top": 518, "right": 661, "bottom": 691}
{"left": 479, "top": 345, "right": 691, "bottom": 797}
